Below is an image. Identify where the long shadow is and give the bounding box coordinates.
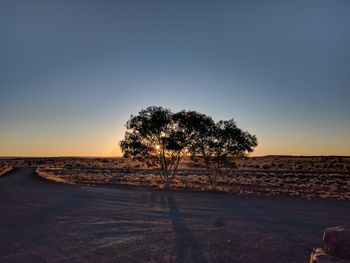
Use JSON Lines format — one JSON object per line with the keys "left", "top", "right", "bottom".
{"left": 166, "top": 194, "right": 207, "bottom": 263}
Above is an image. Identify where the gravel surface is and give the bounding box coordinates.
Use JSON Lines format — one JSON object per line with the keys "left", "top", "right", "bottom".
{"left": 1, "top": 168, "right": 349, "bottom": 263}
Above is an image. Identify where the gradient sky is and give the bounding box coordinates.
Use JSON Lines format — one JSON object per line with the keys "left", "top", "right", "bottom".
{"left": 1, "top": 0, "right": 350, "bottom": 157}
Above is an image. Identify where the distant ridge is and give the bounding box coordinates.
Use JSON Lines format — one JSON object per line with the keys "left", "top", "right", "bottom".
{"left": 256, "top": 155, "right": 350, "bottom": 158}
{"left": 1, "top": 155, "right": 349, "bottom": 159}
{"left": 0, "top": 156, "right": 121, "bottom": 159}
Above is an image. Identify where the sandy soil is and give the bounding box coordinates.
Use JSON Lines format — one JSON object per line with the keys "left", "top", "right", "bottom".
{"left": 0, "top": 168, "right": 349, "bottom": 262}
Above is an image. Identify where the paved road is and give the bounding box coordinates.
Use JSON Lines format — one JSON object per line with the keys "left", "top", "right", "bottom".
{"left": 0, "top": 168, "right": 349, "bottom": 263}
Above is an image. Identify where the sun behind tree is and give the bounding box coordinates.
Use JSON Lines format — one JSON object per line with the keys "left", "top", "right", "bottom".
{"left": 120, "top": 106, "right": 257, "bottom": 189}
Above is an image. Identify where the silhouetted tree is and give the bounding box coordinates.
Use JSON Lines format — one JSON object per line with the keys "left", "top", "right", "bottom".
{"left": 189, "top": 119, "right": 258, "bottom": 189}
{"left": 120, "top": 106, "right": 188, "bottom": 188}
{"left": 120, "top": 107, "right": 257, "bottom": 189}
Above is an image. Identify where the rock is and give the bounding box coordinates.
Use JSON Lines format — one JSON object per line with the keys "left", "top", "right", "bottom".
{"left": 310, "top": 248, "right": 350, "bottom": 263}
{"left": 310, "top": 248, "right": 327, "bottom": 263}
{"left": 324, "top": 226, "right": 350, "bottom": 260}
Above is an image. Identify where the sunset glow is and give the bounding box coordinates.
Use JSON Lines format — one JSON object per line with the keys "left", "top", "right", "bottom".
{"left": 1, "top": 1, "right": 349, "bottom": 157}
{"left": 1, "top": 2, "right": 350, "bottom": 262}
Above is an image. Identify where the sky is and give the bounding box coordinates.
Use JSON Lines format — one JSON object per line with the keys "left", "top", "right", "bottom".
{"left": 1, "top": 0, "right": 350, "bottom": 157}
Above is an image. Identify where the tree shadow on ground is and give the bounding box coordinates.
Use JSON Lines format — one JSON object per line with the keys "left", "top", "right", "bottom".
{"left": 166, "top": 194, "right": 207, "bottom": 263}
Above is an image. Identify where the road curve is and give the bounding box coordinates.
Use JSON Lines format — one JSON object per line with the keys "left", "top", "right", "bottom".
{"left": 0, "top": 168, "right": 349, "bottom": 263}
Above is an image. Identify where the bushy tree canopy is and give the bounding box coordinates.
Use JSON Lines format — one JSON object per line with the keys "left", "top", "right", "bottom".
{"left": 120, "top": 106, "right": 188, "bottom": 187}
{"left": 120, "top": 106, "right": 257, "bottom": 188}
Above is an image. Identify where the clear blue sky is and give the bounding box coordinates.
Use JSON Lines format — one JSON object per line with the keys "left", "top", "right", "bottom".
{"left": 1, "top": 0, "right": 350, "bottom": 156}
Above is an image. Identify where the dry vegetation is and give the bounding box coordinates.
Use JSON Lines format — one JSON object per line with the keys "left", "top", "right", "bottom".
{"left": 0, "top": 163, "right": 12, "bottom": 176}
{"left": 1, "top": 156, "right": 350, "bottom": 200}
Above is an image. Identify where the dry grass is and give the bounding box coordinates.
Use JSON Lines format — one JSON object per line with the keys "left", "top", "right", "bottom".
{"left": 0, "top": 165, "right": 12, "bottom": 177}
{"left": 36, "top": 166, "right": 350, "bottom": 200}
{"left": 2, "top": 156, "right": 349, "bottom": 200}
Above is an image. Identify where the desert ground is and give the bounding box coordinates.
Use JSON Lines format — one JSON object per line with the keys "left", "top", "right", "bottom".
{"left": 0, "top": 167, "right": 349, "bottom": 263}
{"left": 1, "top": 156, "right": 350, "bottom": 262}
{"left": 1, "top": 156, "right": 349, "bottom": 199}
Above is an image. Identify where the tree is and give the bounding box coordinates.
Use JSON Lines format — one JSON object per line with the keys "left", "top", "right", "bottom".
{"left": 120, "top": 106, "right": 188, "bottom": 188}
{"left": 189, "top": 119, "right": 257, "bottom": 189}
{"left": 120, "top": 106, "right": 258, "bottom": 189}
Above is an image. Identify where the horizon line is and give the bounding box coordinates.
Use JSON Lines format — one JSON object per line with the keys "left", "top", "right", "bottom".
{"left": 1, "top": 154, "right": 350, "bottom": 159}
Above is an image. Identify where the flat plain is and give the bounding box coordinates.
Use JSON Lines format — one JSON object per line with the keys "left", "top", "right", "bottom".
{"left": 3, "top": 156, "right": 349, "bottom": 199}
{"left": 0, "top": 157, "right": 349, "bottom": 262}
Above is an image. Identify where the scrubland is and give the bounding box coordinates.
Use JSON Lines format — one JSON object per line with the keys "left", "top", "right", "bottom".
{"left": 1, "top": 156, "right": 349, "bottom": 199}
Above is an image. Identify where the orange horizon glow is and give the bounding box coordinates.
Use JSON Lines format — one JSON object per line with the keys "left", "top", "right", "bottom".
{"left": 2, "top": 2, "right": 350, "bottom": 160}
{"left": 1, "top": 123, "right": 350, "bottom": 158}
{"left": 1, "top": 140, "right": 350, "bottom": 158}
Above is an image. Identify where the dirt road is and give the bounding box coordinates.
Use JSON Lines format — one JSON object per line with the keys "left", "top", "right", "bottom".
{"left": 1, "top": 168, "right": 349, "bottom": 262}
